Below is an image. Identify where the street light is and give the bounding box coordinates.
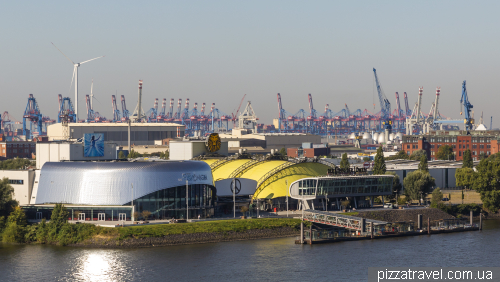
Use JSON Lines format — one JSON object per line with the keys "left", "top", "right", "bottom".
{"left": 286, "top": 179, "right": 289, "bottom": 217}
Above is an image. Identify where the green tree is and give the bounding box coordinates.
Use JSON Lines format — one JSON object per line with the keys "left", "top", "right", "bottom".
{"left": 410, "top": 150, "right": 427, "bottom": 161}
{"left": 0, "top": 177, "right": 18, "bottom": 217}
{"left": 472, "top": 154, "right": 500, "bottom": 212}
{"left": 128, "top": 149, "right": 140, "bottom": 159}
{"left": 2, "top": 206, "right": 27, "bottom": 243}
{"left": 455, "top": 168, "right": 475, "bottom": 190}
{"left": 385, "top": 171, "right": 402, "bottom": 201}
{"left": 462, "top": 149, "right": 473, "bottom": 168}
{"left": 340, "top": 153, "right": 350, "bottom": 171}
{"left": 479, "top": 152, "right": 488, "bottom": 160}
{"left": 418, "top": 154, "right": 429, "bottom": 172}
{"left": 363, "top": 157, "right": 371, "bottom": 162}
{"left": 279, "top": 147, "right": 287, "bottom": 157}
{"left": 436, "top": 145, "right": 454, "bottom": 160}
{"left": 430, "top": 187, "right": 443, "bottom": 208}
{"left": 159, "top": 150, "right": 170, "bottom": 160}
{"left": 0, "top": 159, "right": 35, "bottom": 170}
{"left": 118, "top": 151, "right": 126, "bottom": 159}
{"left": 49, "top": 203, "right": 69, "bottom": 239}
{"left": 403, "top": 170, "right": 436, "bottom": 203}
{"left": 372, "top": 146, "right": 386, "bottom": 175}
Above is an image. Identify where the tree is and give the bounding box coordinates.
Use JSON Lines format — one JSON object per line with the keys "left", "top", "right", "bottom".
{"left": 118, "top": 151, "right": 126, "bottom": 159}
{"left": 418, "top": 154, "right": 429, "bottom": 172}
{"left": 410, "top": 150, "right": 427, "bottom": 161}
{"left": 372, "top": 146, "right": 386, "bottom": 175}
{"left": 385, "top": 171, "right": 402, "bottom": 201}
{"left": 430, "top": 187, "right": 443, "bottom": 208}
{"left": 462, "top": 149, "right": 473, "bottom": 168}
{"left": 456, "top": 168, "right": 475, "bottom": 190}
{"left": 159, "top": 150, "right": 169, "bottom": 160}
{"left": 50, "top": 203, "right": 69, "bottom": 236}
{"left": 128, "top": 149, "right": 140, "bottom": 159}
{"left": 363, "top": 157, "right": 371, "bottom": 162}
{"left": 141, "top": 210, "right": 151, "bottom": 220}
{"left": 279, "top": 147, "right": 287, "bottom": 157}
{"left": 403, "top": 170, "right": 436, "bottom": 203}
{"left": 471, "top": 154, "right": 500, "bottom": 212}
{"left": 436, "top": 145, "right": 454, "bottom": 160}
{"left": 2, "top": 206, "right": 27, "bottom": 243}
{"left": 479, "top": 152, "right": 488, "bottom": 160}
{"left": 0, "top": 177, "right": 18, "bottom": 217}
{"left": 340, "top": 153, "right": 350, "bottom": 171}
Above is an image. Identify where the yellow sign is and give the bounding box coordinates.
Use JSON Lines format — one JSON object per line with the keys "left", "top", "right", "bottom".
{"left": 206, "top": 133, "right": 221, "bottom": 152}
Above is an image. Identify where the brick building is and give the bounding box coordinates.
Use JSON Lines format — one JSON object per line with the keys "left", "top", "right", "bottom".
{"left": 403, "top": 131, "right": 499, "bottom": 161}
{"left": 0, "top": 141, "right": 36, "bottom": 159}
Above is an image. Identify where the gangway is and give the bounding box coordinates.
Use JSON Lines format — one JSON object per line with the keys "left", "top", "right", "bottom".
{"left": 303, "top": 209, "right": 387, "bottom": 232}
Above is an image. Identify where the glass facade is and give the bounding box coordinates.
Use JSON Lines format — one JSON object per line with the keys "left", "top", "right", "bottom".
{"left": 291, "top": 176, "right": 393, "bottom": 198}
{"left": 125, "top": 184, "right": 216, "bottom": 220}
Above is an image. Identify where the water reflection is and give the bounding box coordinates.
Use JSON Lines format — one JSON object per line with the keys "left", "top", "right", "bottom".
{"left": 0, "top": 219, "right": 499, "bottom": 282}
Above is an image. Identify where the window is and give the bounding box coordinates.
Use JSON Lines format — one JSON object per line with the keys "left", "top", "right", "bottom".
{"left": 459, "top": 151, "right": 462, "bottom": 156}
{"left": 8, "top": 180, "right": 23, "bottom": 185}
{"left": 473, "top": 151, "right": 476, "bottom": 155}
{"left": 473, "top": 145, "right": 477, "bottom": 149}
{"left": 407, "top": 145, "right": 410, "bottom": 149}
{"left": 24, "top": 149, "right": 29, "bottom": 153}
{"left": 13, "top": 149, "right": 17, "bottom": 153}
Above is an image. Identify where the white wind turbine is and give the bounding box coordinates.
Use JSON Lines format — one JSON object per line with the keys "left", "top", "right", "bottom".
{"left": 52, "top": 43, "right": 104, "bottom": 121}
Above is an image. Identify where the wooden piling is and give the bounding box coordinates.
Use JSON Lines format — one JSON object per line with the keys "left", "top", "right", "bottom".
{"left": 309, "top": 224, "right": 313, "bottom": 245}
{"left": 370, "top": 222, "right": 374, "bottom": 239}
{"left": 300, "top": 221, "right": 304, "bottom": 244}
{"left": 428, "top": 217, "right": 430, "bottom": 234}
{"left": 480, "top": 213, "right": 482, "bottom": 231}
{"left": 470, "top": 210, "right": 473, "bottom": 226}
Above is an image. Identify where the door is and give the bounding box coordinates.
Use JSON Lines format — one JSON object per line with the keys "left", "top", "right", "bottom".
{"left": 36, "top": 212, "right": 42, "bottom": 220}
{"left": 98, "top": 213, "right": 105, "bottom": 221}
{"left": 79, "top": 213, "right": 85, "bottom": 221}
{"left": 118, "top": 213, "right": 126, "bottom": 221}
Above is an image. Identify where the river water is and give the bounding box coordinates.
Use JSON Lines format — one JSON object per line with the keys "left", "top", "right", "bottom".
{"left": 0, "top": 220, "right": 499, "bottom": 282}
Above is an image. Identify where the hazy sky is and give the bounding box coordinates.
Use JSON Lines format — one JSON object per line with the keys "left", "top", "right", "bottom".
{"left": 1, "top": 1, "right": 499, "bottom": 126}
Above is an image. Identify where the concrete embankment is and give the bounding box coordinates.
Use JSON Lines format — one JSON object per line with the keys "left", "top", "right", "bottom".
{"left": 72, "top": 227, "right": 300, "bottom": 248}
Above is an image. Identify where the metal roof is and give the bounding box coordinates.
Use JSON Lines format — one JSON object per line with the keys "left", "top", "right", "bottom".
{"left": 35, "top": 161, "right": 213, "bottom": 206}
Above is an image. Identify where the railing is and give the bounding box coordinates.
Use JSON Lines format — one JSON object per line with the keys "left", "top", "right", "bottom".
{"left": 228, "top": 159, "right": 265, "bottom": 179}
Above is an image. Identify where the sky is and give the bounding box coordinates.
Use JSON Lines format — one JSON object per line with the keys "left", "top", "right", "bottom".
{"left": 1, "top": 1, "right": 500, "bottom": 127}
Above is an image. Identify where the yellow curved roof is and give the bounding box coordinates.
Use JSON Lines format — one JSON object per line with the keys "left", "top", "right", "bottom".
{"left": 202, "top": 159, "right": 218, "bottom": 166}
{"left": 253, "top": 162, "right": 328, "bottom": 199}
{"left": 202, "top": 159, "right": 329, "bottom": 199}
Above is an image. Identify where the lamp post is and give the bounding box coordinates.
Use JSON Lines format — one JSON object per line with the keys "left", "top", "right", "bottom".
{"left": 286, "top": 179, "right": 289, "bottom": 217}
{"left": 233, "top": 178, "right": 236, "bottom": 218}
{"left": 186, "top": 180, "right": 189, "bottom": 220}
{"left": 131, "top": 183, "right": 134, "bottom": 222}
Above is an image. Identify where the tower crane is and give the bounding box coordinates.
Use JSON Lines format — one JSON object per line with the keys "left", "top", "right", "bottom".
{"left": 395, "top": 92, "right": 402, "bottom": 117}
{"left": 460, "top": 80, "right": 474, "bottom": 132}
{"left": 23, "top": 94, "right": 43, "bottom": 139}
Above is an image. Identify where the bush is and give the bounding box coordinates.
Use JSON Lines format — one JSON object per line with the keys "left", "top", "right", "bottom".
{"left": 374, "top": 197, "right": 382, "bottom": 204}
{"left": 437, "top": 203, "right": 482, "bottom": 216}
{"left": 397, "top": 197, "right": 407, "bottom": 206}
{"left": 2, "top": 222, "right": 25, "bottom": 243}
{"left": 431, "top": 188, "right": 443, "bottom": 208}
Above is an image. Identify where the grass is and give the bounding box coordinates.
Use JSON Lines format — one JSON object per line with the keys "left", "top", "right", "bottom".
{"left": 340, "top": 212, "right": 359, "bottom": 216}
{"left": 114, "top": 218, "right": 304, "bottom": 240}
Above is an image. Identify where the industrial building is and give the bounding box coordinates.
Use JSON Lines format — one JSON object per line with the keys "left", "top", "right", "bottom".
{"left": 26, "top": 161, "right": 215, "bottom": 221}
{"left": 47, "top": 123, "right": 185, "bottom": 146}
{"left": 0, "top": 139, "right": 36, "bottom": 159}
{"left": 0, "top": 170, "right": 35, "bottom": 206}
{"left": 36, "top": 141, "right": 118, "bottom": 169}
{"left": 170, "top": 140, "right": 228, "bottom": 160}
{"left": 220, "top": 130, "right": 321, "bottom": 150}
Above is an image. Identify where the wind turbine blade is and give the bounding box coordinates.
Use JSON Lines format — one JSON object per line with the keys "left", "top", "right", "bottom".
{"left": 91, "top": 78, "right": 93, "bottom": 96}
{"left": 51, "top": 42, "right": 74, "bottom": 65}
{"left": 92, "top": 96, "right": 102, "bottom": 105}
{"left": 79, "top": 56, "right": 105, "bottom": 65}
{"left": 69, "top": 66, "right": 76, "bottom": 92}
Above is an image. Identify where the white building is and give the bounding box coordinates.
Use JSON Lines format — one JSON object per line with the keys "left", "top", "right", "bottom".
{"left": 0, "top": 170, "right": 35, "bottom": 206}
{"left": 36, "top": 142, "right": 118, "bottom": 169}
{"left": 170, "top": 140, "right": 228, "bottom": 160}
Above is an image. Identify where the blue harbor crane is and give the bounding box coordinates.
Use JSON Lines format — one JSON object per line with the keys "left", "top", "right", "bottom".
{"left": 373, "top": 68, "right": 392, "bottom": 131}
{"left": 57, "top": 94, "right": 76, "bottom": 123}
{"left": 460, "top": 80, "right": 474, "bottom": 132}
{"left": 23, "top": 94, "right": 43, "bottom": 139}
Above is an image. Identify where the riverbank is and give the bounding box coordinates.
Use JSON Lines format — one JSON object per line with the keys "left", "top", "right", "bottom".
{"left": 73, "top": 226, "right": 300, "bottom": 248}
{"left": 70, "top": 218, "right": 304, "bottom": 248}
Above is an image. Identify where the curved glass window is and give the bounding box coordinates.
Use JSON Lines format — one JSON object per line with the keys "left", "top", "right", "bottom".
{"left": 125, "top": 184, "right": 215, "bottom": 220}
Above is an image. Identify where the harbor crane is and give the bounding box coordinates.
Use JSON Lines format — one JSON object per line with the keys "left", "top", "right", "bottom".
{"left": 460, "top": 80, "right": 474, "bottom": 132}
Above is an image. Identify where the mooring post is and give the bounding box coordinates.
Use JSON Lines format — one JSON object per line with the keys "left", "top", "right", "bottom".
{"left": 309, "top": 224, "right": 313, "bottom": 245}
{"left": 428, "top": 218, "right": 430, "bottom": 234}
{"left": 300, "top": 221, "right": 304, "bottom": 244}
{"left": 480, "top": 213, "right": 482, "bottom": 231}
{"left": 470, "top": 210, "right": 473, "bottom": 226}
{"left": 418, "top": 214, "right": 422, "bottom": 230}
{"left": 370, "top": 222, "right": 374, "bottom": 239}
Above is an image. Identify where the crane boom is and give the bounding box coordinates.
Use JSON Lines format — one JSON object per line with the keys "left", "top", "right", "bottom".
{"left": 460, "top": 80, "right": 474, "bottom": 131}
{"left": 404, "top": 92, "right": 411, "bottom": 116}
{"left": 395, "top": 92, "right": 402, "bottom": 117}
{"left": 373, "top": 68, "right": 391, "bottom": 119}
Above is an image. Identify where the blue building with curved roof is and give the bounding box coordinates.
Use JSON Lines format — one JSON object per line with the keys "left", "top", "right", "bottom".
{"left": 29, "top": 161, "right": 215, "bottom": 221}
